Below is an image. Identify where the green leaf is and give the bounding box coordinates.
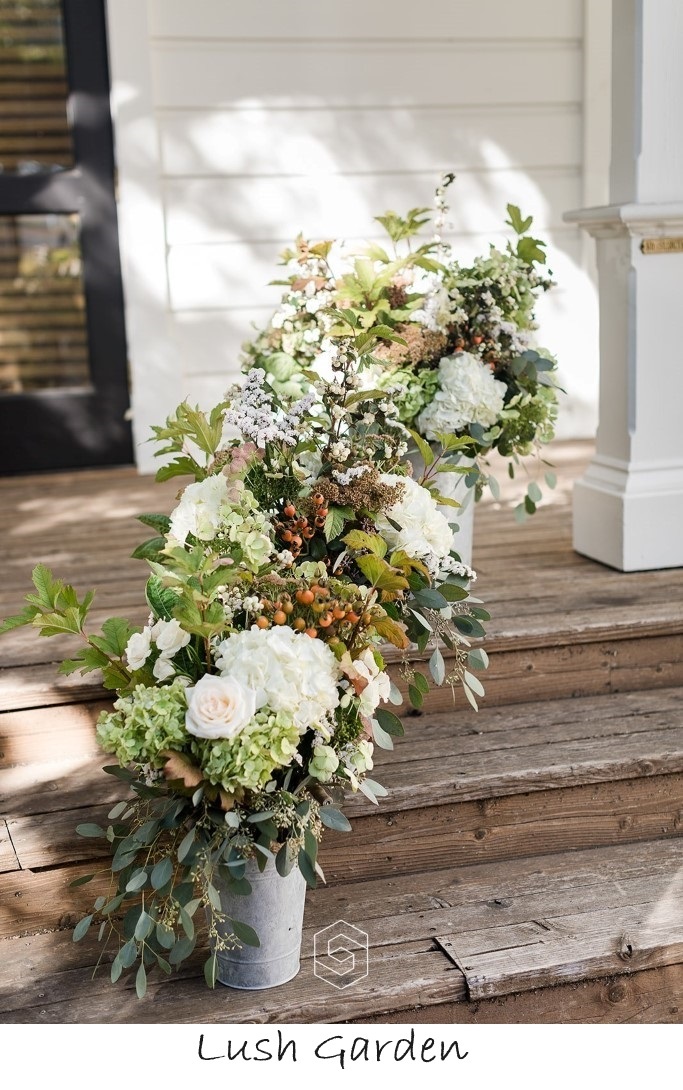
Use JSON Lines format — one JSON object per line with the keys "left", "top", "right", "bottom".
{"left": 324, "top": 506, "right": 347, "bottom": 543}
{"left": 363, "top": 778, "right": 388, "bottom": 799}
{"left": 375, "top": 708, "right": 404, "bottom": 737}
{"left": 408, "top": 684, "right": 423, "bottom": 709}
{"left": 517, "top": 235, "right": 547, "bottom": 265}
{"left": 99, "top": 617, "right": 134, "bottom": 657}
{"left": 413, "top": 671, "right": 430, "bottom": 695}
{"left": 467, "top": 647, "right": 489, "bottom": 671}
{"left": 355, "top": 553, "right": 408, "bottom": 591}
{"left": 68, "top": 872, "right": 95, "bottom": 888}
{"left": 135, "top": 961, "right": 147, "bottom": 1000}
{"left": 528, "top": 481, "right": 543, "bottom": 504}
{"left": 155, "top": 456, "right": 202, "bottom": 483}
{"left": 145, "top": 575, "right": 178, "bottom": 621}
{"left": 132, "top": 536, "right": 167, "bottom": 561}
{"left": 297, "top": 849, "right": 317, "bottom": 888}
{"left": 107, "top": 801, "right": 128, "bottom": 820}
{"left": 204, "top": 953, "right": 218, "bottom": 989}
{"left": 76, "top": 823, "right": 106, "bottom": 839}
{"left": 151, "top": 857, "right": 173, "bottom": 890}
{"left": 0, "top": 605, "right": 40, "bottom": 636}
{"left": 110, "top": 954, "right": 123, "bottom": 984}
{"left": 408, "top": 429, "right": 434, "bottom": 469}
{"left": 134, "top": 911, "right": 154, "bottom": 942}
{"left": 342, "top": 529, "right": 387, "bottom": 558}
{"left": 545, "top": 470, "right": 557, "bottom": 489}
{"left": 73, "top": 914, "right": 93, "bottom": 942}
{"left": 462, "top": 683, "right": 479, "bottom": 711}
{"left": 464, "top": 670, "right": 485, "bottom": 698}
{"left": 125, "top": 869, "right": 148, "bottom": 893}
{"left": 438, "top": 582, "right": 469, "bottom": 602}
{"left": 119, "top": 938, "right": 138, "bottom": 968}
{"left": 429, "top": 646, "right": 446, "bottom": 685}
{"left": 413, "top": 587, "right": 448, "bottom": 610}
{"left": 231, "top": 919, "right": 260, "bottom": 947}
{"left": 177, "top": 827, "right": 196, "bottom": 862}
{"left": 207, "top": 884, "right": 222, "bottom": 912}
{"left": 319, "top": 806, "right": 352, "bottom": 833}
{"left": 156, "top": 922, "right": 176, "bottom": 950}
{"left": 372, "top": 719, "right": 394, "bottom": 750}
{"left": 275, "top": 842, "right": 294, "bottom": 877}
{"left": 137, "top": 513, "right": 171, "bottom": 534}
{"left": 505, "top": 203, "right": 533, "bottom": 235}
{"left": 179, "top": 906, "right": 195, "bottom": 940}
{"left": 31, "top": 564, "right": 59, "bottom": 608}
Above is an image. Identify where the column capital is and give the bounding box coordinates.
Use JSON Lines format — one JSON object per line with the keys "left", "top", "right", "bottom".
{"left": 565, "top": 202, "right": 683, "bottom": 240}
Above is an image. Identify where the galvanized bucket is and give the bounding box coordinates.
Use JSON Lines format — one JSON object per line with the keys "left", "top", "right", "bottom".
{"left": 408, "top": 451, "right": 475, "bottom": 567}
{"left": 211, "top": 858, "right": 307, "bottom": 990}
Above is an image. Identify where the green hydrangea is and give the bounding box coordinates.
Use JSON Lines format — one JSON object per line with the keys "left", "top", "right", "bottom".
{"left": 96, "top": 678, "right": 189, "bottom": 767}
{"left": 214, "top": 486, "right": 273, "bottom": 572}
{"left": 192, "top": 709, "right": 300, "bottom": 793}
{"left": 308, "top": 744, "right": 340, "bottom": 783}
{"left": 382, "top": 366, "right": 441, "bottom": 425}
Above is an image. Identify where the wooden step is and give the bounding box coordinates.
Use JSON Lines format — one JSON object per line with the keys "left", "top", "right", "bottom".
{"left": 1, "top": 839, "right": 681, "bottom": 1024}
{"left": 3, "top": 687, "right": 682, "bottom": 885}
{"left": 2, "top": 441, "right": 683, "bottom": 712}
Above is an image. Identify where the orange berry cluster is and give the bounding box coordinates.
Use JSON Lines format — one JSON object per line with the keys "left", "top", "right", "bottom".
{"left": 273, "top": 494, "right": 328, "bottom": 560}
{"left": 255, "top": 584, "right": 373, "bottom": 639}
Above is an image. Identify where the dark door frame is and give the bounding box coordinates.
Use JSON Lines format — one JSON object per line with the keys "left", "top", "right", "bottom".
{"left": 0, "top": 0, "right": 133, "bottom": 473}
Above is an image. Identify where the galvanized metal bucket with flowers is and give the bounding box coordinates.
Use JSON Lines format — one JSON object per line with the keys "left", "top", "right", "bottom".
{"left": 1, "top": 321, "right": 488, "bottom": 996}
{"left": 242, "top": 175, "right": 562, "bottom": 565}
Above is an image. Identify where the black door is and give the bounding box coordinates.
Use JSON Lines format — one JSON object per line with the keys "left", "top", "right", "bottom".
{"left": 0, "top": 0, "right": 132, "bottom": 472}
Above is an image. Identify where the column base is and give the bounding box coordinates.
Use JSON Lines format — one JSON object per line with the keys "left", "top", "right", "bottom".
{"left": 573, "top": 458, "right": 683, "bottom": 571}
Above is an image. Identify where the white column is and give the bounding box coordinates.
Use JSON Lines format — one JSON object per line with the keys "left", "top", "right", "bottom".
{"left": 565, "top": 0, "right": 683, "bottom": 570}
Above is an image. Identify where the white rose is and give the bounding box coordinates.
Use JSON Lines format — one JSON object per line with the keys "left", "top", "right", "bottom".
{"left": 151, "top": 618, "right": 191, "bottom": 656}
{"left": 153, "top": 655, "right": 176, "bottom": 682}
{"left": 185, "top": 674, "right": 257, "bottom": 740}
{"left": 125, "top": 627, "right": 152, "bottom": 671}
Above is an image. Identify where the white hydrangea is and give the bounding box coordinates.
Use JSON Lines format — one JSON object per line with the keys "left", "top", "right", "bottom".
{"left": 416, "top": 353, "right": 507, "bottom": 438}
{"left": 375, "top": 474, "right": 453, "bottom": 566}
{"left": 215, "top": 626, "right": 341, "bottom": 733}
{"left": 169, "top": 474, "right": 231, "bottom": 545}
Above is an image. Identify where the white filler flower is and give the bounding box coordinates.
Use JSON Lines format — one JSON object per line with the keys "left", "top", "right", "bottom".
{"left": 375, "top": 475, "right": 453, "bottom": 566}
{"left": 417, "top": 352, "right": 507, "bottom": 437}
{"left": 215, "top": 626, "right": 340, "bottom": 732}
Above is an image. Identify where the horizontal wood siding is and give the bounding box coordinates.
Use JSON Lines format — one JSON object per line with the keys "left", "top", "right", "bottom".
{"left": 134, "top": 0, "right": 592, "bottom": 425}
{"left": 148, "top": 0, "right": 582, "bottom": 41}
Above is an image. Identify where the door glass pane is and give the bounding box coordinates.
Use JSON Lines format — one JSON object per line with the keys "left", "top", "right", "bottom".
{"left": 0, "top": 212, "right": 89, "bottom": 392}
{"left": 0, "top": 0, "right": 73, "bottom": 174}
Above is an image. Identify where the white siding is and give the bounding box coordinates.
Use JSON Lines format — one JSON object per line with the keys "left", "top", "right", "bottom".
{"left": 108, "top": 0, "right": 610, "bottom": 468}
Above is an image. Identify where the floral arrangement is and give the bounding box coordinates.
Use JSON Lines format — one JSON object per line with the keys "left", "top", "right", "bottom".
{"left": 242, "top": 175, "right": 561, "bottom": 520}
{"left": 1, "top": 329, "right": 488, "bottom": 996}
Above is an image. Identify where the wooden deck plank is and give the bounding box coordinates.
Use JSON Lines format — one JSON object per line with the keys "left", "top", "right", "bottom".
{"left": 1, "top": 440, "right": 683, "bottom": 713}
{"left": 358, "top": 963, "right": 683, "bottom": 1024}
{"left": 1, "top": 838, "right": 681, "bottom": 1023}
{"left": 4, "top": 685, "right": 683, "bottom": 798}
{"left": 0, "top": 819, "right": 20, "bottom": 873}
